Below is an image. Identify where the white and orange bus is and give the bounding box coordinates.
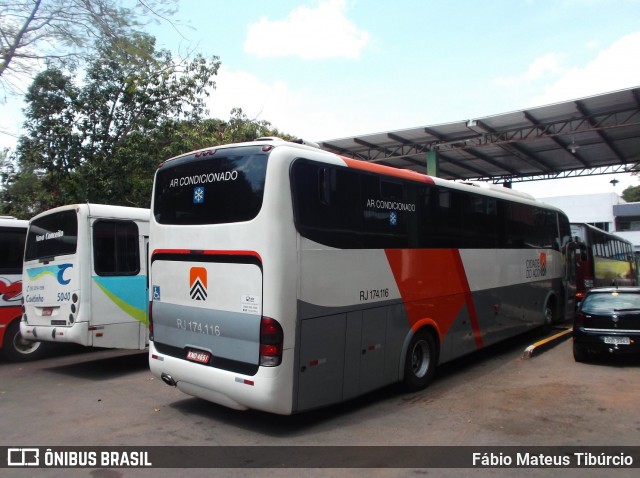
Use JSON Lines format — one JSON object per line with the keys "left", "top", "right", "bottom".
{"left": 148, "top": 138, "right": 575, "bottom": 414}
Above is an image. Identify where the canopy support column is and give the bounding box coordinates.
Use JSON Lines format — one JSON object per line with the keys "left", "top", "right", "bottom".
{"left": 426, "top": 149, "right": 439, "bottom": 177}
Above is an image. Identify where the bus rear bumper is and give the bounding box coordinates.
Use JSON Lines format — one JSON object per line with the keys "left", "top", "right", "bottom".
{"left": 149, "top": 341, "right": 294, "bottom": 415}
{"left": 20, "top": 321, "right": 91, "bottom": 346}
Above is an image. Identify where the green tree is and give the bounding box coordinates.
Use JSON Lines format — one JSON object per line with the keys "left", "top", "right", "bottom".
{"left": 3, "top": 33, "right": 295, "bottom": 216}
{"left": 622, "top": 184, "right": 640, "bottom": 202}
{"left": 74, "top": 33, "right": 218, "bottom": 206}
{"left": 3, "top": 32, "right": 219, "bottom": 214}
{"left": 2, "top": 68, "right": 81, "bottom": 217}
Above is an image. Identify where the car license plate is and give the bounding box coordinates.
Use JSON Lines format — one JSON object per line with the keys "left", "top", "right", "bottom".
{"left": 603, "top": 336, "right": 630, "bottom": 345}
{"left": 186, "top": 349, "right": 211, "bottom": 364}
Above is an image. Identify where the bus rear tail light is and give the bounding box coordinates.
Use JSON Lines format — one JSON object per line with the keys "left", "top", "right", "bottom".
{"left": 70, "top": 292, "right": 78, "bottom": 323}
{"left": 260, "top": 316, "right": 283, "bottom": 367}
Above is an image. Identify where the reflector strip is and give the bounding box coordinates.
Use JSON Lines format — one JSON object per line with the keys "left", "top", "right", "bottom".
{"left": 235, "top": 377, "right": 254, "bottom": 386}
{"left": 309, "top": 358, "right": 327, "bottom": 367}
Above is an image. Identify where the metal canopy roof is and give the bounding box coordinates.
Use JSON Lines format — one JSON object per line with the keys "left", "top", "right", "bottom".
{"left": 317, "top": 86, "right": 640, "bottom": 184}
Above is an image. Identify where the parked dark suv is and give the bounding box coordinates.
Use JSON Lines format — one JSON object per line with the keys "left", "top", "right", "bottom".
{"left": 573, "top": 287, "right": 640, "bottom": 362}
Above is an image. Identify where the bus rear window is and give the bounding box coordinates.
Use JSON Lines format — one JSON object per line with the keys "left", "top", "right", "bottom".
{"left": 25, "top": 210, "right": 78, "bottom": 261}
{"left": 153, "top": 150, "right": 268, "bottom": 225}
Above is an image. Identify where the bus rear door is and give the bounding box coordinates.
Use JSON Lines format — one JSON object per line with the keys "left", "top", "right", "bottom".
{"left": 89, "top": 218, "right": 149, "bottom": 349}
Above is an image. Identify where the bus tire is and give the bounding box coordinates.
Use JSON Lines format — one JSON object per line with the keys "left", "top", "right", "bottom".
{"left": 2, "top": 319, "right": 47, "bottom": 362}
{"left": 541, "top": 299, "right": 556, "bottom": 334}
{"left": 402, "top": 329, "right": 437, "bottom": 392}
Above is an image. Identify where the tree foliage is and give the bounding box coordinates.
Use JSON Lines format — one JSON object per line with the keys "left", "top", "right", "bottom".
{"left": 0, "top": 0, "right": 178, "bottom": 96}
{"left": 9, "top": 68, "right": 81, "bottom": 213}
{"left": 622, "top": 184, "right": 640, "bottom": 203}
{"left": 72, "top": 33, "right": 218, "bottom": 206}
{"left": 2, "top": 32, "right": 219, "bottom": 216}
{"left": 1, "top": 34, "right": 294, "bottom": 218}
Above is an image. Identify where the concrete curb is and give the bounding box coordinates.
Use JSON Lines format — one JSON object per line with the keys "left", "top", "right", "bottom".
{"left": 522, "top": 327, "right": 573, "bottom": 359}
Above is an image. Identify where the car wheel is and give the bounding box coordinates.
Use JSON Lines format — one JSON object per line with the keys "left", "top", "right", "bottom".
{"left": 402, "top": 329, "right": 437, "bottom": 392}
{"left": 572, "top": 343, "right": 588, "bottom": 363}
{"left": 2, "top": 319, "right": 47, "bottom": 362}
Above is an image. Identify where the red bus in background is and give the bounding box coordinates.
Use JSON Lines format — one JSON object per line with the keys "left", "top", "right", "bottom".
{"left": 0, "top": 216, "right": 48, "bottom": 361}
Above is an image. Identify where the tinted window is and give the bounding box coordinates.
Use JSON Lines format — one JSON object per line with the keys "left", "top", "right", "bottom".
{"left": 292, "top": 162, "right": 361, "bottom": 248}
{"left": 422, "top": 188, "right": 498, "bottom": 248}
{"left": 153, "top": 147, "right": 268, "bottom": 225}
{"left": 0, "top": 227, "right": 26, "bottom": 274}
{"left": 361, "top": 173, "right": 415, "bottom": 248}
{"left": 291, "top": 159, "right": 563, "bottom": 251}
{"left": 25, "top": 210, "right": 78, "bottom": 261}
{"left": 559, "top": 214, "right": 572, "bottom": 247}
{"left": 291, "top": 160, "right": 417, "bottom": 248}
{"left": 93, "top": 220, "right": 140, "bottom": 276}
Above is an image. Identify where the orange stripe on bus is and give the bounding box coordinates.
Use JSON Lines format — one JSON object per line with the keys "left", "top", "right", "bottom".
{"left": 342, "top": 158, "right": 435, "bottom": 184}
{"left": 384, "top": 249, "right": 483, "bottom": 348}
{"left": 451, "top": 250, "right": 483, "bottom": 349}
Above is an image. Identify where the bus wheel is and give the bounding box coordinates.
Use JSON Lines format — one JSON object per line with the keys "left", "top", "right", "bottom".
{"left": 402, "top": 329, "right": 437, "bottom": 392}
{"left": 2, "top": 319, "right": 47, "bottom": 362}
{"left": 541, "top": 301, "right": 556, "bottom": 334}
{"left": 544, "top": 303, "right": 555, "bottom": 324}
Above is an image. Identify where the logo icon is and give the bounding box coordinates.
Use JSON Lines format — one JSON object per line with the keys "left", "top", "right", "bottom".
{"left": 540, "top": 252, "right": 547, "bottom": 276}
{"left": 389, "top": 211, "right": 397, "bottom": 226}
{"left": 193, "top": 186, "right": 205, "bottom": 204}
{"left": 0, "top": 277, "right": 22, "bottom": 303}
{"left": 26, "top": 264, "right": 73, "bottom": 285}
{"left": 189, "top": 267, "right": 207, "bottom": 300}
{"left": 7, "top": 448, "right": 40, "bottom": 467}
{"left": 153, "top": 286, "right": 161, "bottom": 301}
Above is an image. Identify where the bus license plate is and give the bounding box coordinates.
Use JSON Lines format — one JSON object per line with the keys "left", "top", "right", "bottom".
{"left": 604, "top": 336, "right": 630, "bottom": 345}
{"left": 186, "top": 349, "right": 211, "bottom": 364}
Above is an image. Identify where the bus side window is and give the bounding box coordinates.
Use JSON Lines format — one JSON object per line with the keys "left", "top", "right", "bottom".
{"left": 93, "top": 220, "right": 140, "bottom": 276}
{"left": 0, "top": 227, "right": 26, "bottom": 274}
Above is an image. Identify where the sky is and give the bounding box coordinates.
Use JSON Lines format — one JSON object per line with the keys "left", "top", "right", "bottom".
{"left": 2, "top": 0, "right": 640, "bottom": 199}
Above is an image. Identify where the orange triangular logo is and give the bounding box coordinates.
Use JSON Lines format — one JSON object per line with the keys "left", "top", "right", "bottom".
{"left": 190, "top": 267, "right": 207, "bottom": 300}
